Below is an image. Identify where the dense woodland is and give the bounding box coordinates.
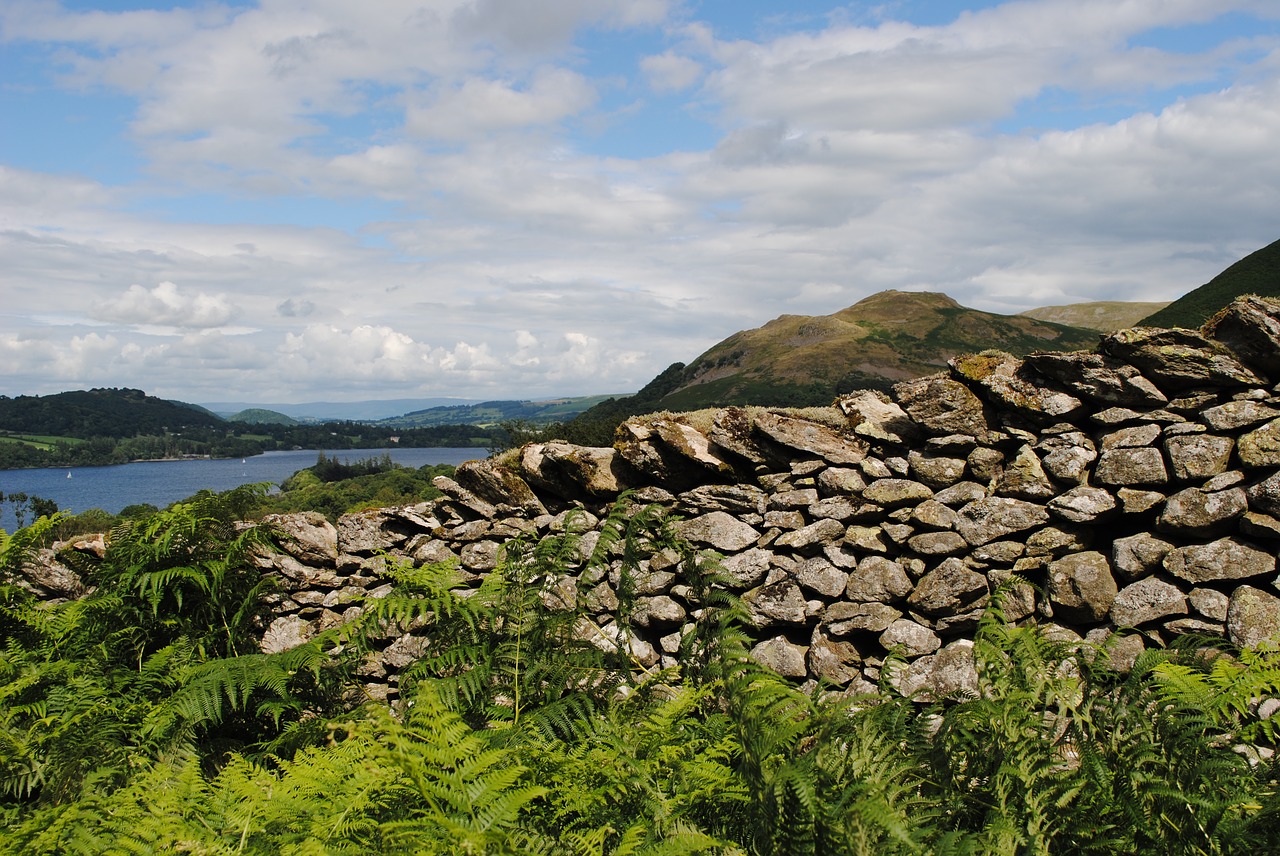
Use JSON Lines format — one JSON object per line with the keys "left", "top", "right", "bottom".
{"left": 0, "top": 388, "right": 508, "bottom": 470}
{"left": 1, "top": 487, "right": 1279, "bottom": 853}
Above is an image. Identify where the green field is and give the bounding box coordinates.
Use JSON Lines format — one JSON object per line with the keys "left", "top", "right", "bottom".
{"left": 0, "top": 433, "right": 84, "bottom": 451}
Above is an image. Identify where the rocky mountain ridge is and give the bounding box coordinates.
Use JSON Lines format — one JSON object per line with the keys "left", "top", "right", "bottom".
{"left": 24, "top": 295, "right": 1280, "bottom": 704}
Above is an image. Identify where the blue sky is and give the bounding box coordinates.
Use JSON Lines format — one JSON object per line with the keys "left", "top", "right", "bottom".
{"left": 2, "top": 0, "right": 1279, "bottom": 403}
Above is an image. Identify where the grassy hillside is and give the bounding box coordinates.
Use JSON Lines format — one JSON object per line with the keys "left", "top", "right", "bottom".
{"left": 1018, "top": 301, "right": 1170, "bottom": 332}
{"left": 657, "top": 290, "right": 1099, "bottom": 411}
{"left": 1140, "top": 238, "right": 1280, "bottom": 329}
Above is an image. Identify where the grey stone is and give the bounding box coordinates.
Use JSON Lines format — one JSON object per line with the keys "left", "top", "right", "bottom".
{"left": 1099, "top": 424, "right": 1162, "bottom": 450}
{"left": 753, "top": 411, "right": 869, "bottom": 465}
{"left": 1041, "top": 445, "right": 1097, "bottom": 483}
{"left": 1110, "top": 578, "right": 1188, "bottom": 627}
{"left": 520, "top": 442, "right": 629, "bottom": 499}
{"left": 267, "top": 512, "right": 340, "bottom": 565}
{"left": 1201, "top": 400, "right": 1280, "bottom": 431}
{"left": 1100, "top": 326, "right": 1264, "bottom": 392}
{"left": 809, "top": 496, "right": 858, "bottom": 520}
{"left": 824, "top": 601, "right": 903, "bottom": 635}
{"left": 950, "top": 351, "right": 1083, "bottom": 419}
{"left": 794, "top": 557, "right": 849, "bottom": 598}
{"left": 1226, "top": 586, "right": 1280, "bottom": 649}
{"left": 807, "top": 629, "right": 862, "bottom": 685}
{"left": 1025, "top": 525, "right": 1092, "bottom": 558}
{"left": 907, "top": 557, "right": 989, "bottom": 617}
{"left": 1203, "top": 294, "right": 1280, "bottom": 378}
{"left": 1247, "top": 470, "right": 1280, "bottom": 517}
{"left": 1112, "top": 533, "right": 1175, "bottom": 581}
{"left": 908, "top": 451, "right": 968, "bottom": 488}
{"left": 260, "top": 615, "right": 313, "bottom": 654}
{"left": 966, "top": 447, "right": 1005, "bottom": 483}
{"left": 744, "top": 579, "right": 810, "bottom": 628}
{"left": 460, "top": 540, "right": 500, "bottom": 571}
{"left": 862, "top": 478, "right": 934, "bottom": 508}
{"left": 1164, "top": 538, "right": 1277, "bottom": 584}
{"left": 1024, "top": 351, "right": 1168, "bottom": 407}
{"left": 911, "top": 499, "right": 959, "bottom": 530}
{"left": 719, "top": 548, "right": 773, "bottom": 589}
{"left": 845, "top": 556, "right": 913, "bottom": 603}
{"left": 817, "top": 467, "right": 866, "bottom": 496}
{"left": 775, "top": 518, "right": 847, "bottom": 552}
{"left": 1164, "top": 434, "right": 1234, "bottom": 481}
{"left": 1048, "top": 486, "right": 1117, "bottom": 523}
{"left": 933, "top": 481, "right": 989, "bottom": 506}
{"left": 750, "top": 636, "right": 809, "bottom": 678}
{"left": 453, "top": 458, "right": 546, "bottom": 515}
{"left": 972, "top": 540, "right": 1026, "bottom": 564}
{"left": 879, "top": 618, "right": 942, "bottom": 657}
{"left": 956, "top": 497, "right": 1050, "bottom": 546}
{"left": 894, "top": 374, "right": 990, "bottom": 438}
{"left": 994, "top": 445, "right": 1056, "bottom": 500}
{"left": 1047, "top": 551, "right": 1118, "bottom": 623}
{"left": 1189, "top": 588, "right": 1230, "bottom": 621}
{"left": 679, "top": 484, "right": 768, "bottom": 516}
{"left": 677, "top": 511, "right": 760, "bottom": 552}
{"left": 1117, "top": 488, "right": 1166, "bottom": 514}
{"left": 906, "top": 531, "right": 968, "bottom": 556}
{"left": 1238, "top": 419, "right": 1280, "bottom": 467}
{"left": 632, "top": 595, "right": 686, "bottom": 627}
{"left": 1156, "top": 487, "right": 1247, "bottom": 536}
{"left": 843, "top": 525, "right": 890, "bottom": 553}
{"left": 1094, "top": 447, "right": 1169, "bottom": 486}
{"left": 771, "top": 488, "right": 819, "bottom": 509}
{"left": 838, "top": 390, "right": 920, "bottom": 444}
{"left": 1241, "top": 511, "right": 1280, "bottom": 540}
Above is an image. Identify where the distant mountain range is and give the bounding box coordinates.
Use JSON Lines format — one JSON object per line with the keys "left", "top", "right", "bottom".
{"left": 202, "top": 397, "right": 481, "bottom": 422}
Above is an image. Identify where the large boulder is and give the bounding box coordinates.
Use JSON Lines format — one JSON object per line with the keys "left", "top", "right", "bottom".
{"left": 1099, "top": 327, "right": 1264, "bottom": 392}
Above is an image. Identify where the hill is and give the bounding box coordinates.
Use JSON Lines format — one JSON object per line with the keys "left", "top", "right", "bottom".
{"left": 1018, "top": 301, "right": 1170, "bottom": 332}
{"left": 228, "top": 408, "right": 298, "bottom": 426}
{"left": 655, "top": 290, "right": 1099, "bottom": 411}
{"left": 379, "top": 395, "right": 622, "bottom": 429}
{"left": 1139, "top": 238, "right": 1280, "bottom": 329}
{"left": 0, "top": 388, "right": 226, "bottom": 439}
{"left": 556, "top": 290, "right": 1099, "bottom": 444}
{"left": 201, "top": 397, "right": 482, "bottom": 422}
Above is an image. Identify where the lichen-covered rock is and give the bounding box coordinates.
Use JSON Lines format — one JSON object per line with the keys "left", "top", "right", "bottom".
{"left": 1093, "top": 447, "right": 1168, "bottom": 486}
{"left": 908, "top": 451, "right": 967, "bottom": 488}
{"left": 1047, "top": 551, "right": 1117, "bottom": 623}
{"left": 994, "top": 445, "right": 1056, "bottom": 500}
{"left": 1163, "top": 434, "right": 1234, "bottom": 481}
{"left": 1110, "top": 578, "right": 1188, "bottom": 627}
{"left": 1111, "top": 533, "right": 1175, "bottom": 581}
{"left": 1100, "top": 326, "right": 1264, "bottom": 392}
{"left": 753, "top": 411, "right": 869, "bottom": 465}
{"left": 1225, "top": 586, "right": 1280, "bottom": 649}
{"left": 838, "top": 389, "right": 920, "bottom": 443}
{"left": 1164, "top": 538, "right": 1277, "bottom": 584}
{"left": 1156, "top": 487, "right": 1247, "bottom": 537}
{"left": 774, "top": 518, "right": 847, "bottom": 552}
{"left": 744, "top": 579, "right": 809, "bottom": 628}
{"left": 1238, "top": 419, "right": 1280, "bottom": 467}
{"left": 955, "top": 497, "right": 1050, "bottom": 546}
{"left": 1199, "top": 400, "right": 1280, "bottom": 432}
{"left": 751, "top": 636, "right": 809, "bottom": 678}
{"left": 453, "top": 459, "right": 545, "bottom": 515}
{"left": 845, "top": 556, "right": 913, "bottom": 603}
{"left": 521, "top": 442, "right": 628, "bottom": 499}
{"left": 1203, "top": 294, "right": 1280, "bottom": 378}
{"left": 879, "top": 618, "right": 941, "bottom": 657}
{"left": 267, "top": 512, "right": 339, "bottom": 565}
{"left": 807, "top": 629, "right": 861, "bottom": 685}
{"left": 676, "top": 511, "right": 760, "bottom": 552}
{"left": 1048, "top": 486, "right": 1117, "bottom": 524}
{"left": 861, "top": 478, "right": 934, "bottom": 508}
{"left": 793, "top": 556, "right": 849, "bottom": 598}
{"left": 824, "top": 601, "right": 902, "bottom": 634}
{"left": 1023, "top": 351, "right": 1167, "bottom": 407}
{"left": 950, "top": 351, "right": 1083, "bottom": 420}
{"left": 907, "top": 558, "right": 989, "bottom": 617}
{"left": 894, "top": 374, "right": 989, "bottom": 437}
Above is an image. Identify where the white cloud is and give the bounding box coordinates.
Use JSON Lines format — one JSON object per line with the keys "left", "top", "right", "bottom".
{"left": 92, "top": 281, "right": 240, "bottom": 329}
{"left": 640, "top": 50, "right": 703, "bottom": 92}
{"left": 405, "top": 67, "right": 597, "bottom": 140}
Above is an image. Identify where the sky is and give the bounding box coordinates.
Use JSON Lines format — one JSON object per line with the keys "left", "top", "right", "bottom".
{"left": 2, "top": 1, "right": 1280, "bottom": 406}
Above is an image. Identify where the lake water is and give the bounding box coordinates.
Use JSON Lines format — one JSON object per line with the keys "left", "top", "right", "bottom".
{"left": 0, "top": 447, "right": 484, "bottom": 532}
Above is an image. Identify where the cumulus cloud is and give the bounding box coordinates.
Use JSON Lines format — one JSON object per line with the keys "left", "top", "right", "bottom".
{"left": 92, "top": 282, "right": 239, "bottom": 329}
{"left": 2, "top": 0, "right": 1279, "bottom": 404}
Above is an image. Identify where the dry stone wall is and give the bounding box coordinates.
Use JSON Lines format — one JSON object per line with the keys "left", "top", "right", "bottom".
{"left": 33, "top": 296, "right": 1280, "bottom": 703}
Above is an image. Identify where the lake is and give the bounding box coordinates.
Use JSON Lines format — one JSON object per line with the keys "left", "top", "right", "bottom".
{"left": 0, "top": 447, "right": 484, "bottom": 532}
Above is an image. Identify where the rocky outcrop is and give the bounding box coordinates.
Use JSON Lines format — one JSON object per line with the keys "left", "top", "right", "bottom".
{"left": 33, "top": 296, "right": 1280, "bottom": 703}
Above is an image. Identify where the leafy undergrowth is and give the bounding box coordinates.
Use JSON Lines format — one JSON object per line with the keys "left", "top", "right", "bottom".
{"left": 2, "top": 489, "right": 1279, "bottom": 854}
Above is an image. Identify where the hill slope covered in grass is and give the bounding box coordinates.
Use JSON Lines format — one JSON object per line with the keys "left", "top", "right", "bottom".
{"left": 1018, "top": 300, "right": 1170, "bottom": 331}
{"left": 1140, "top": 238, "right": 1280, "bottom": 329}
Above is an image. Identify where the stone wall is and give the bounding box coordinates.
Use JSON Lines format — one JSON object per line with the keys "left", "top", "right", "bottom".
{"left": 33, "top": 296, "right": 1280, "bottom": 702}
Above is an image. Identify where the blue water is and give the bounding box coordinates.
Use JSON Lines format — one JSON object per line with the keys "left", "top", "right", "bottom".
{"left": 0, "top": 447, "right": 483, "bottom": 532}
